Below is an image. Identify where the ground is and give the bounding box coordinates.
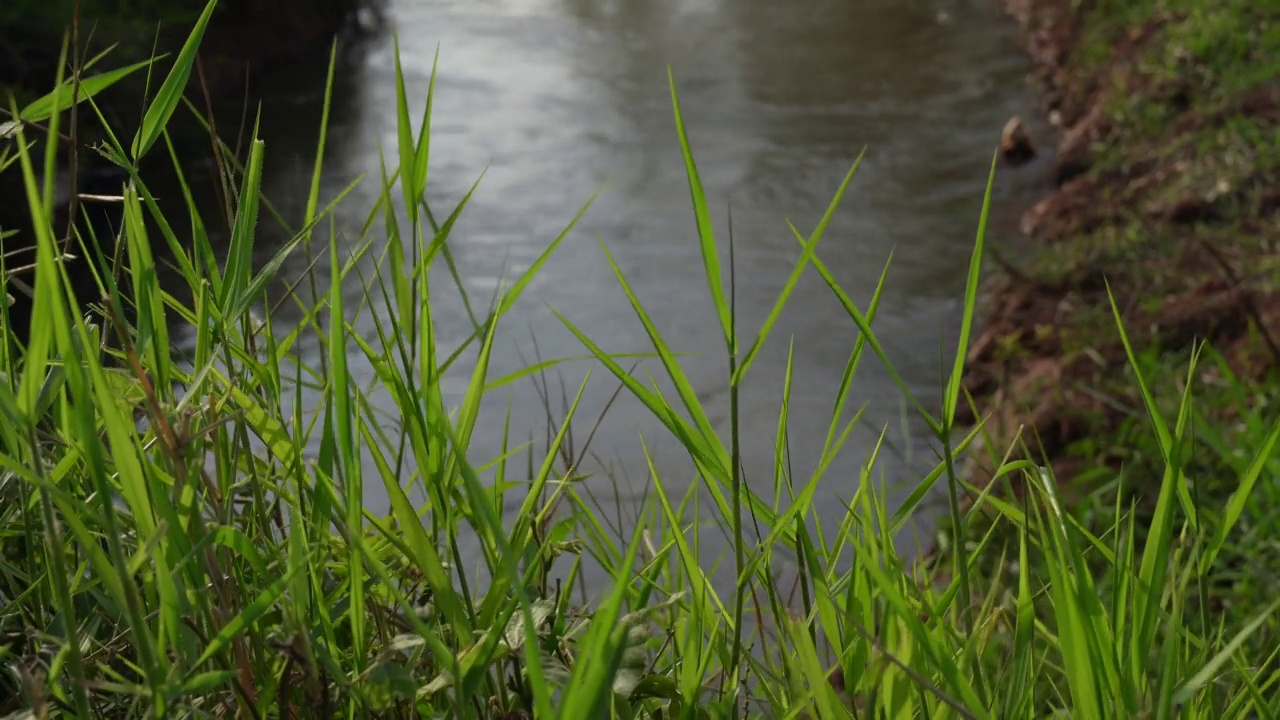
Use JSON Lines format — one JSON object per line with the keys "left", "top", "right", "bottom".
{"left": 961, "top": 0, "right": 1280, "bottom": 487}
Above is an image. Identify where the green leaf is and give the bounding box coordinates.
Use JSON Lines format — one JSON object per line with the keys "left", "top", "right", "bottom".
{"left": 21, "top": 57, "right": 160, "bottom": 123}
{"left": 732, "top": 149, "right": 865, "bottom": 386}
{"left": 944, "top": 151, "right": 996, "bottom": 426}
{"left": 181, "top": 670, "right": 237, "bottom": 695}
{"left": 1174, "top": 597, "right": 1280, "bottom": 705}
{"left": 629, "top": 674, "right": 680, "bottom": 702}
{"left": 495, "top": 192, "right": 596, "bottom": 318}
{"left": 192, "top": 567, "right": 298, "bottom": 669}
{"left": 1202, "top": 415, "right": 1280, "bottom": 572}
{"left": 220, "top": 138, "right": 265, "bottom": 315}
{"left": 668, "top": 69, "right": 731, "bottom": 349}
{"left": 131, "top": 0, "right": 219, "bottom": 160}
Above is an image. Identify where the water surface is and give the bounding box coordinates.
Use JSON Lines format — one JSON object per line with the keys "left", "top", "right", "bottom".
{"left": 196, "top": 0, "right": 1041, "bottom": 591}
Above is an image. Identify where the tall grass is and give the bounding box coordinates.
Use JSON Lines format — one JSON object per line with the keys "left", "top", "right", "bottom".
{"left": 2, "top": 7, "right": 1279, "bottom": 718}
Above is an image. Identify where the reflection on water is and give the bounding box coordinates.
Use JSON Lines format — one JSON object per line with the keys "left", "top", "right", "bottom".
{"left": 188, "top": 0, "right": 1040, "bottom": 590}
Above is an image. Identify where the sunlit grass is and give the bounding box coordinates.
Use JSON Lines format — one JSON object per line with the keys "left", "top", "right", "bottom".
{"left": 1, "top": 4, "right": 1279, "bottom": 718}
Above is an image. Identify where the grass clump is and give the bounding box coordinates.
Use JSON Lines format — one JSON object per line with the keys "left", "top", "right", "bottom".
{"left": 2, "top": 6, "right": 1280, "bottom": 718}
{"left": 954, "top": 0, "right": 1280, "bottom": 710}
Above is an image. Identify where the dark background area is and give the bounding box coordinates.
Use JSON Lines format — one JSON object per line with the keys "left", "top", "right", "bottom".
{"left": 0, "top": 0, "right": 383, "bottom": 342}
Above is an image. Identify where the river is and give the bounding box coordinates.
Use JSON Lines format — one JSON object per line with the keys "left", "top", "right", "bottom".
{"left": 181, "top": 0, "right": 1044, "bottom": 594}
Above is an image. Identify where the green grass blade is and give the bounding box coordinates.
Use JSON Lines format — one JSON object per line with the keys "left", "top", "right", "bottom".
{"left": 412, "top": 47, "right": 439, "bottom": 219}
{"left": 802, "top": 232, "right": 939, "bottom": 432}
{"left": 1174, "top": 597, "right": 1280, "bottom": 705}
{"left": 327, "top": 231, "right": 366, "bottom": 671}
{"left": 1107, "top": 285, "right": 1198, "bottom": 687}
{"left": 1202, "top": 414, "right": 1280, "bottom": 571}
{"left": 1106, "top": 281, "right": 1198, "bottom": 529}
{"left": 733, "top": 149, "right": 865, "bottom": 386}
{"left": 122, "top": 184, "right": 171, "bottom": 392}
{"left": 667, "top": 69, "right": 731, "bottom": 349}
{"left": 21, "top": 56, "right": 159, "bottom": 122}
{"left": 943, "top": 151, "right": 995, "bottom": 426}
{"left": 190, "top": 566, "right": 302, "bottom": 669}
{"left": 558, "top": 510, "right": 650, "bottom": 719}
{"left": 219, "top": 136, "right": 265, "bottom": 316}
{"left": 131, "top": 0, "right": 218, "bottom": 160}
{"left": 393, "top": 35, "right": 420, "bottom": 227}
{"left": 496, "top": 193, "right": 597, "bottom": 318}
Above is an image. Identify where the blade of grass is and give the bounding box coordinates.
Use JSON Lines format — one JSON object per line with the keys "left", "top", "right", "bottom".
{"left": 731, "top": 148, "right": 866, "bottom": 386}
{"left": 667, "top": 69, "right": 731, "bottom": 349}
{"left": 131, "top": 0, "right": 218, "bottom": 160}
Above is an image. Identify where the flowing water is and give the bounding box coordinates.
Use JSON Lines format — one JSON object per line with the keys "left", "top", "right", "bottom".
{"left": 189, "top": 0, "right": 1044, "bottom": 592}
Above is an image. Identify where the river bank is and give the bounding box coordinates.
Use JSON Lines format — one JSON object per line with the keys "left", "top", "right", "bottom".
{"left": 908, "top": 0, "right": 1280, "bottom": 687}
{"left": 959, "top": 0, "right": 1280, "bottom": 486}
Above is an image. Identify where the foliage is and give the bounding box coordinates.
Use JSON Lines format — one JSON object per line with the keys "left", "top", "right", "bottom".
{"left": 1, "top": 3, "right": 1278, "bottom": 718}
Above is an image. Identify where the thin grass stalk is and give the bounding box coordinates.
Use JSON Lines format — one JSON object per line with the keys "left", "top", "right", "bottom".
{"left": 938, "top": 153, "right": 998, "bottom": 680}
{"left": 11, "top": 38, "right": 96, "bottom": 719}
{"left": 301, "top": 39, "right": 339, "bottom": 381}
{"left": 726, "top": 198, "right": 747, "bottom": 711}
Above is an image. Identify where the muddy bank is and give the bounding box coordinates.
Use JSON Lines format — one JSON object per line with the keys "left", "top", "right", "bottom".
{"left": 958, "top": 0, "right": 1280, "bottom": 482}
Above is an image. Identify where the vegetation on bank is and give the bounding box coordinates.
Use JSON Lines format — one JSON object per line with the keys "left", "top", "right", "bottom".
{"left": 1, "top": 2, "right": 1279, "bottom": 718}
{"left": 947, "top": 0, "right": 1280, "bottom": 689}
{"left": 963, "top": 0, "right": 1280, "bottom": 471}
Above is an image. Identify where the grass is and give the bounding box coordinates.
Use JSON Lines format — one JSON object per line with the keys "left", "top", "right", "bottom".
{"left": 1, "top": 3, "right": 1279, "bottom": 718}
{"left": 1004, "top": 0, "right": 1280, "bottom": 305}
{"left": 968, "top": 0, "right": 1280, "bottom": 656}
